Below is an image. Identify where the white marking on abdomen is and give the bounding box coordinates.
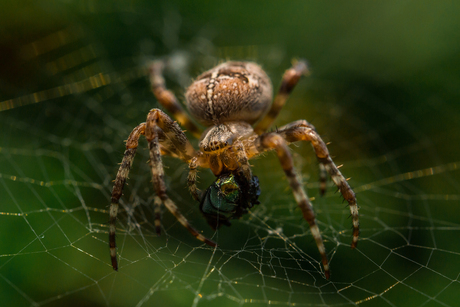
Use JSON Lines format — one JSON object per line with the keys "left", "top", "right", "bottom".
{"left": 207, "top": 70, "right": 219, "bottom": 119}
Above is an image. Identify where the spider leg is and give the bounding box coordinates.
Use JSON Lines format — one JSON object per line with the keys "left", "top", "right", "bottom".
{"left": 150, "top": 61, "right": 202, "bottom": 138}
{"left": 318, "top": 163, "right": 327, "bottom": 196}
{"left": 232, "top": 141, "right": 253, "bottom": 182}
{"left": 109, "top": 123, "right": 146, "bottom": 271}
{"left": 254, "top": 132, "right": 330, "bottom": 279}
{"left": 278, "top": 120, "right": 328, "bottom": 196}
{"left": 254, "top": 60, "right": 309, "bottom": 135}
{"left": 145, "top": 109, "right": 217, "bottom": 247}
{"left": 149, "top": 127, "right": 195, "bottom": 236}
{"left": 277, "top": 123, "right": 359, "bottom": 249}
{"left": 188, "top": 154, "right": 206, "bottom": 201}
{"left": 153, "top": 196, "right": 162, "bottom": 236}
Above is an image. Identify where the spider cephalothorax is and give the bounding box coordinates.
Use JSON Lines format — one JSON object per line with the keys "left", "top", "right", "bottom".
{"left": 108, "top": 59, "right": 359, "bottom": 279}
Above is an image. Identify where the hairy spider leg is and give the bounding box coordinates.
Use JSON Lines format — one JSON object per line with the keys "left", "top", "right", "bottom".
{"left": 150, "top": 61, "right": 202, "bottom": 138}
{"left": 153, "top": 196, "right": 162, "bottom": 235}
{"left": 253, "top": 132, "right": 330, "bottom": 279}
{"left": 277, "top": 123, "right": 359, "bottom": 249}
{"left": 318, "top": 163, "right": 328, "bottom": 196}
{"left": 109, "top": 109, "right": 216, "bottom": 271}
{"left": 232, "top": 141, "right": 253, "bottom": 182}
{"left": 109, "top": 123, "right": 146, "bottom": 271}
{"left": 155, "top": 127, "right": 199, "bottom": 234}
{"left": 278, "top": 120, "right": 329, "bottom": 196}
{"left": 147, "top": 110, "right": 196, "bottom": 237}
{"left": 187, "top": 154, "right": 206, "bottom": 201}
{"left": 145, "top": 109, "right": 217, "bottom": 248}
{"left": 254, "top": 60, "right": 309, "bottom": 135}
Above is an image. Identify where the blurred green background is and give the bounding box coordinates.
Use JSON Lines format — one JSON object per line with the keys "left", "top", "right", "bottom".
{"left": 1, "top": 1, "right": 459, "bottom": 306}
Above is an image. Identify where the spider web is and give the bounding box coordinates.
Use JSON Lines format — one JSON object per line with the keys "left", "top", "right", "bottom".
{"left": 1, "top": 2, "right": 460, "bottom": 306}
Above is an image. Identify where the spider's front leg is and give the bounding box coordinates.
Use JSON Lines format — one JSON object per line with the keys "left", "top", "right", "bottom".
{"left": 109, "top": 123, "right": 146, "bottom": 271}
{"left": 232, "top": 141, "right": 253, "bottom": 182}
{"left": 254, "top": 133, "right": 330, "bottom": 279}
{"left": 187, "top": 154, "right": 205, "bottom": 201}
{"left": 145, "top": 109, "right": 217, "bottom": 247}
{"left": 278, "top": 120, "right": 328, "bottom": 196}
{"left": 278, "top": 122, "right": 359, "bottom": 248}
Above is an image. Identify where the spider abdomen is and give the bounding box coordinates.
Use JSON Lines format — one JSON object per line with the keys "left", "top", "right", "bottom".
{"left": 185, "top": 62, "right": 273, "bottom": 126}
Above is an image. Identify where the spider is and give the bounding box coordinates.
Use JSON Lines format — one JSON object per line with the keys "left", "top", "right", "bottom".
{"left": 108, "top": 59, "right": 359, "bottom": 279}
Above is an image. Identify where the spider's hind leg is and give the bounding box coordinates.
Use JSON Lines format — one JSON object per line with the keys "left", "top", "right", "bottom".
{"left": 254, "top": 60, "right": 309, "bottom": 135}
{"left": 149, "top": 61, "right": 202, "bottom": 138}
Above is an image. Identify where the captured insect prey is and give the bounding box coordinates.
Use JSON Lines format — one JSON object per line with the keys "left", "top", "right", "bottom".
{"left": 200, "top": 173, "right": 261, "bottom": 229}
{"left": 108, "top": 59, "right": 359, "bottom": 279}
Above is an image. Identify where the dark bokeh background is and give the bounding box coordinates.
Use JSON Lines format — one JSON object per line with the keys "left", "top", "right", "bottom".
{"left": 1, "top": 1, "right": 459, "bottom": 306}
